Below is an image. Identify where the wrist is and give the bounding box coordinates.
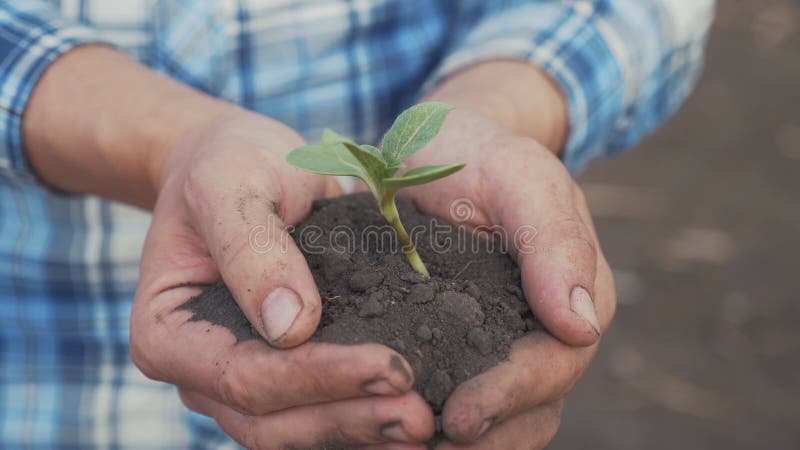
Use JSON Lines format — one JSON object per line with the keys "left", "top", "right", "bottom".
{"left": 23, "top": 45, "right": 242, "bottom": 208}
{"left": 424, "top": 60, "right": 568, "bottom": 154}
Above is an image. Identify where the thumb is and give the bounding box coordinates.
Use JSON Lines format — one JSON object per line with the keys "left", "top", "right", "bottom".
{"left": 502, "top": 178, "right": 600, "bottom": 347}
{"left": 185, "top": 176, "right": 321, "bottom": 349}
{"left": 517, "top": 213, "right": 600, "bottom": 346}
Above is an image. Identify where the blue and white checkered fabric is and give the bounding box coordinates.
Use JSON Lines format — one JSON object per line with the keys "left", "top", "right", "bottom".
{"left": 0, "top": 0, "right": 714, "bottom": 448}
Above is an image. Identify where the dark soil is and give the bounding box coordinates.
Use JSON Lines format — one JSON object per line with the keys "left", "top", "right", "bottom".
{"left": 179, "top": 193, "right": 538, "bottom": 415}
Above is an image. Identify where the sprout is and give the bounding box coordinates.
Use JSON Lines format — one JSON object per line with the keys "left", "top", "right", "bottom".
{"left": 286, "top": 102, "right": 464, "bottom": 276}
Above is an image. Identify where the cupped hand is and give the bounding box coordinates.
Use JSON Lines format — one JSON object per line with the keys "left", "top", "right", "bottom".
{"left": 402, "top": 109, "right": 617, "bottom": 448}
{"left": 130, "top": 110, "right": 434, "bottom": 449}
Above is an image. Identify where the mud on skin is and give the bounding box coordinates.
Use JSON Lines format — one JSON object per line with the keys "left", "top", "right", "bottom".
{"left": 179, "top": 193, "right": 542, "bottom": 442}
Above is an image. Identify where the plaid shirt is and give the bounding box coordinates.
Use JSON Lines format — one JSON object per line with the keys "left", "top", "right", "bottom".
{"left": 0, "top": 0, "right": 713, "bottom": 448}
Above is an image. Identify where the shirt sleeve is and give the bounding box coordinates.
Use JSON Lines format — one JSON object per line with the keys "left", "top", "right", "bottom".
{"left": 0, "top": 1, "right": 103, "bottom": 182}
{"left": 425, "top": 0, "right": 716, "bottom": 173}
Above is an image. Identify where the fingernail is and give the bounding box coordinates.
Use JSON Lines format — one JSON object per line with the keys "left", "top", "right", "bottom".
{"left": 380, "top": 421, "right": 414, "bottom": 443}
{"left": 261, "top": 287, "right": 303, "bottom": 342}
{"left": 363, "top": 379, "right": 398, "bottom": 396}
{"left": 476, "top": 418, "right": 494, "bottom": 438}
{"left": 570, "top": 286, "right": 601, "bottom": 336}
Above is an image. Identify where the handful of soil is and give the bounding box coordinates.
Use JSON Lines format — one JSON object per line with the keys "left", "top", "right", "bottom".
{"left": 179, "top": 193, "right": 539, "bottom": 412}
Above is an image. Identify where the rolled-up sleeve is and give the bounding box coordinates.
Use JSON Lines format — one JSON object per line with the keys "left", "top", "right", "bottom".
{"left": 426, "top": 0, "right": 715, "bottom": 173}
{"left": 0, "top": 1, "right": 103, "bottom": 182}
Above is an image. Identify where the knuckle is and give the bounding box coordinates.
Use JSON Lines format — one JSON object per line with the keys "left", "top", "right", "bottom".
{"left": 324, "top": 422, "right": 353, "bottom": 448}
{"left": 218, "top": 235, "right": 261, "bottom": 276}
{"left": 128, "top": 324, "right": 163, "bottom": 382}
{"left": 306, "top": 370, "right": 331, "bottom": 401}
{"left": 177, "top": 389, "right": 203, "bottom": 414}
{"left": 551, "top": 215, "right": 597, "bottom": 261}
{"left": 215, "top": 363, "right": 263, "bottom": 415}
{"left": 239, "top": 417, "right": 269, "bottom": 450}
{"left": 540, "top": 349, "right": 583, "bottom": 400}
{"left": 129, "top": 345, "right": 160, "bottom": 381}
{"left": 286, "top": 346, "right": 332, "bottom": 398}
{"left": 182, "top": 159, "right": 214, "bottom": 213}
{"left": 563, "top": 355, "right": 587, "bottom": 391}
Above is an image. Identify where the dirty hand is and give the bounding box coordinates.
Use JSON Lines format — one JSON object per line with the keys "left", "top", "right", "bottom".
{"left": 130, "top": 110, "right": 434, "bottom": 449}
{"left": 403, "top": 107, "right": 617, "bottom": 448}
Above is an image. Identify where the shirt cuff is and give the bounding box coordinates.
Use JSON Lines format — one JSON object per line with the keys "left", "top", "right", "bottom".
{"left": 423, "top": 3, "right": 624, "bottom": 174}
{"left": 0, "top": 8, "right": 104, "bottom": 181}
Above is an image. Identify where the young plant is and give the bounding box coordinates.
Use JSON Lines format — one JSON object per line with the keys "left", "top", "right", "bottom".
{"left": 286, "top": 102, "right": 464, "bottom": 277}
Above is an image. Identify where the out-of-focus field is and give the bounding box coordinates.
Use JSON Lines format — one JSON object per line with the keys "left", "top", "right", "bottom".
{"left": 551, "top": 1, "right": 800, "bottom": 449}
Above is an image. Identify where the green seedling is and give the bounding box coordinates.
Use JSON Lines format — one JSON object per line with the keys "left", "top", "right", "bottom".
{"left": 286, "top": 102, "right": 464, "bottom": 276}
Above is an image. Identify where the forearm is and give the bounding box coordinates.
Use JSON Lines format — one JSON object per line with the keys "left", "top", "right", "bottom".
{"left": 22, "top": 45, "right": 239, "bottom": 208}
{"left": 424, "top": 60, "right": 568, "bottom": 154}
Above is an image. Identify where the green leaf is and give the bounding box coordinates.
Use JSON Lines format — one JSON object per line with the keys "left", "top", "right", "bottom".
{"left": 287, "top": 141, "right": 388, "bottom": 198}
{"left": 383, "top": 163, "right": 466, "bottom": 191}
{"left": 384, "top": 160, "right": 405, "bottom": 178}
{"left": 359, "top": 144, "right": 406, "bottom": 177}
{"left": 339, "top": 141, "right": 387, "bottom": 187}
{"left": 319, "top": 129, "right": 387, "bottom": 180}
{"left": 286, "top": 144, "right": 372, "bottom": 181}
{"left": 321, "top": 128, "right": 354, "bottom": 147}
{"left": 381, "top": 102, "right": 455, "bottom": 164}
{"left": 358, "top": 144, "right": 384, "bottom": 160}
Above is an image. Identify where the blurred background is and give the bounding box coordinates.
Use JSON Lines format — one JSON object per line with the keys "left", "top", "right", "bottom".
{"left": 551, "top": 1, "right": 800, "bottom": 448}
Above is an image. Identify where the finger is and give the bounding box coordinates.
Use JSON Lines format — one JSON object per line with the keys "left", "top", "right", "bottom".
{"left": 440, "top": 253, "right": 615, "bottom": 443}
{"left": 325, "top": 175, "right": 346, "bottom": 197}
{"left": 181, "top": 390, "right": 435, "bottom": 449}
{"left": 572, "top": 187, "right": 617, "bottom": 331}
{"left": 441, "top": 333, "right": 590, "bottom": 443}
{"left": 436, "top": 402, "right": 563, "bottom": 450}
{"left": 491, "top": 155, "right": 601, "bottom": 347}
{"left": 132, "top": 287, "right": 417, "bottom": 415}
{"left": 181, "top": 151, "right": 324, "bottom": 348}
{"left": 353, "top": 179, "right": 369, "bottom": 193}
{"left": 136, "top": 175, "right": 221, "bottom": 298}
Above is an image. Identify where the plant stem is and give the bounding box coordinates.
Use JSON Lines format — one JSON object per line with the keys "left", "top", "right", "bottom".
{"left": 380, "top": 191, "right": 429, "bottom": 277}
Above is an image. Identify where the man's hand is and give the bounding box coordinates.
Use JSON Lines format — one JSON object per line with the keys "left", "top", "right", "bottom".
{"left": 130, "top": 111, "right": 437, "bottom": 449}
{"left": 24, "top": 46, "right": 435, "bottom": 449}
{"left": 409, "top": 109, "right": 616, "bottom": 449}
{"left": 404, "top": 61, "right": 618, "bottom": 448}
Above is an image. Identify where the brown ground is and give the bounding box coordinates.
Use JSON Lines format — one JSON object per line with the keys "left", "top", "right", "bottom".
{"left": 181, "top": 194, "right": 535, "bottom": 419}
{"left": 550, "top": 1, "right": 800, "bottom": 449}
